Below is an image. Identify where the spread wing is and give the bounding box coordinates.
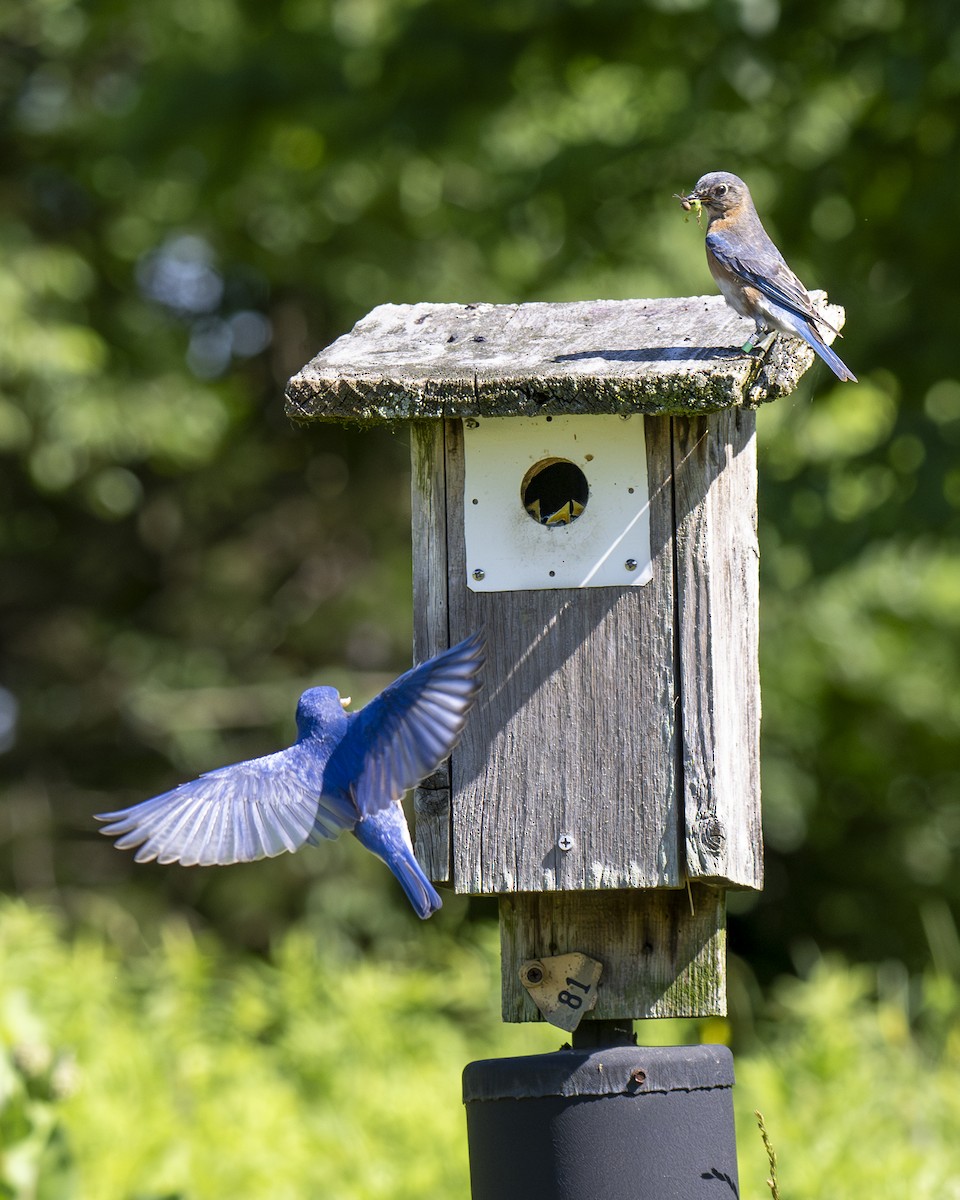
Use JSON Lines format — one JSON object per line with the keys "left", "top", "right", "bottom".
{"left": 329, "top": 631, "right": 485, "bottom": 817}
{"left": 95, "top": 746, "right": 358, "bottom": 867}
{"left": 706, "top": 229, "right": 839, "bottom": 335}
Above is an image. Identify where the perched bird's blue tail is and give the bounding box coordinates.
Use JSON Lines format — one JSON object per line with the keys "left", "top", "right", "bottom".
{"left": 352, "top": 803, "right": 443, "bottom": 919}
{"left": 799, "top": 323, "right": 858, "bottom": 383}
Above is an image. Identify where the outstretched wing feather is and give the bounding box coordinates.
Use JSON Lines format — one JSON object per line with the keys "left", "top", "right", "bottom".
{"left": 332, "top": 631, "right": 485, "bottom": 818}
{"left": 96, "top": 747, "right": 356, "bottom": 867}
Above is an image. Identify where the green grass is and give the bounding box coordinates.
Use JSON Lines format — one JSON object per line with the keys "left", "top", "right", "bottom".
{"left": 2, "top": 898, "right": 959, "bottom": 1199}
{"left": 735, "top": 958, "right": 960, "bottom": 1198}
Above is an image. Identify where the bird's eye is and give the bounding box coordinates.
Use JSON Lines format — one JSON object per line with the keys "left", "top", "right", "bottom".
{"left": 715, "top": 184, "right": 728, "bottom": 196}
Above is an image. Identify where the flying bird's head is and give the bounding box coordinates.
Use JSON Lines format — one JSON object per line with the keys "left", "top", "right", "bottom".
{"left": 680, "top": 172, "right": 752, "bottom": 223}
{"left": 295, "top": 685, "right": 351, "bottom": 740}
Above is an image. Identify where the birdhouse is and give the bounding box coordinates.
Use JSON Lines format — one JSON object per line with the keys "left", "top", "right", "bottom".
{"left": 286, "top": 293, "right": 844, "bottom": 1024}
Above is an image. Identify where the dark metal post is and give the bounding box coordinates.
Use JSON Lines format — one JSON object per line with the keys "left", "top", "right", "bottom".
{"left": 463, "top": 1039, "right": 738, "bottom": 1200}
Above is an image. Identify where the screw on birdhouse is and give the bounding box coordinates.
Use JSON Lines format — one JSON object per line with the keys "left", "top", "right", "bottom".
{"left": 558, "top": 833, "right": 574, "bottom": 852}
{"left": 472, "top": 568, "right": 485, "bottom": 581}
{"left": 523, "top": 964, "right": 544, "bottom": 985}
{"left": 629, "top": 1068, "right": 647, "bottom": 1087}
{"left": 625, "top": 559, "right": 638, "bottom": 571}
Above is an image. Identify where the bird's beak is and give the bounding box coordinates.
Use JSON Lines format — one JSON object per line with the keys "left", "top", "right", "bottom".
{"left": 340, "top": 696, "right": 352, "bottom": 709}
{"left": 676, "top": 189, "right": 701, "bottom": 211}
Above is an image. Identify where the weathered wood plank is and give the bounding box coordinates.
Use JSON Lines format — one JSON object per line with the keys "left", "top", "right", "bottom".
{"left": 447, "top": 416, "right": 680, "bottom": 894}
{"left": 499, "top": 887, "right": 726, "bottom": 1021}
{"left": 285, "top": 296, "right": 845, "bottom": 425}
{"left": 673, "top": 409, "right": 762, "bottom": 889}
{"left": 410, "top": 420, "right": 453, "bottom": 882}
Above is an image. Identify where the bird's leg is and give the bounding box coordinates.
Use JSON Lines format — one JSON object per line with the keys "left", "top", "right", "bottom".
{"left": 742, "top": 322, "right": 775, "bottom": 355}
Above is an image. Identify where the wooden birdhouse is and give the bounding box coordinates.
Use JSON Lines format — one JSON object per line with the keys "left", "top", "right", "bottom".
{"left": 286, "top": 294, "right": 843, "bottom": 1025}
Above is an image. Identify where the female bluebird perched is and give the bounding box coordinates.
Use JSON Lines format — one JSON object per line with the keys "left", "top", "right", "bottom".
{"left": 96, "top": 632, "right": 485, "bottom": 918}
{"left": 678, "top": 172, "right": 857, "bottom": 383}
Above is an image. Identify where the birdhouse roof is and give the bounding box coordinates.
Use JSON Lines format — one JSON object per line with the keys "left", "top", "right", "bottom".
{"left": 285, "top": 295, "right": 844, "bottom": 425}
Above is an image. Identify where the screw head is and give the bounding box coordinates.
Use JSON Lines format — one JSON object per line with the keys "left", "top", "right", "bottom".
{"left": 524, "top": 965, "right": 544, "bottom": 985}
{"left": 625, "top": 558, "right": 638, "bottom": 571}
{"left": 472, "top": 568, "right": 485, "bottom": 581}
{"left": 558, "top": 833, "right": 574, "bottom": 852}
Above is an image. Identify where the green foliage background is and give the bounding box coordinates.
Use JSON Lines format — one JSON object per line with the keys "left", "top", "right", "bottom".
{"left": 2, "top": 0, "right": 960, "bottom": 1193}
{"left": 3, "top": 899, "right": 960, "bottom": 1197}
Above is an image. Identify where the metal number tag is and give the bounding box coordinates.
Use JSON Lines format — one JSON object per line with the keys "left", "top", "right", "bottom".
{"left": 518, "top": 952, "right": 603, "bottom": 1032}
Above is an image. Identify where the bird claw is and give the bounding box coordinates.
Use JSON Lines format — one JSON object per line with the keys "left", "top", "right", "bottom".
{"left": 755, "top": 329, "right": 777, "bottom": 352}
{"left": 742, "top": 329, "right": 776, "bottom": 356}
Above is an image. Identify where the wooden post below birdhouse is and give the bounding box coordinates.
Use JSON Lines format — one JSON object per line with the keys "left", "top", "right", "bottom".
{"left": 286, "top": 294, "right": 844, "bottom": 1024}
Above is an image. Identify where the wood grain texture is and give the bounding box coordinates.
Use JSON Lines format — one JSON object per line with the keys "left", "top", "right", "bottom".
{"left": 409, "top": 409, "right": 763, "bottom": 905}
{"left": 499, "top": 887, "right": 726, "bottom": 1021}
{"left": 673, "top": 409, "right": 762, "bottom": 889}
{"left": 410, "top": 420, "right": 454, "bottom": 882}
{"left": 446, "top": 416, "right": 680, "bottom": 894}
{"left": 285, "top": 295, "right": 845, "bottom": 425}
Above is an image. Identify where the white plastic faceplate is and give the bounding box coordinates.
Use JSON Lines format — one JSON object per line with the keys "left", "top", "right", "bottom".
{"left": 463, "top": 414, "right": 653, "bottom": 592}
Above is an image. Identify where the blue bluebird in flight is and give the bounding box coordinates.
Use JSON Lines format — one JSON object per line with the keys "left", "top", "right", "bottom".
{"left": 678, "top": 171, "right": 857, "bottom": 383}
{"left": 96, "top": 633, "right": 484, "bottom": 918}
